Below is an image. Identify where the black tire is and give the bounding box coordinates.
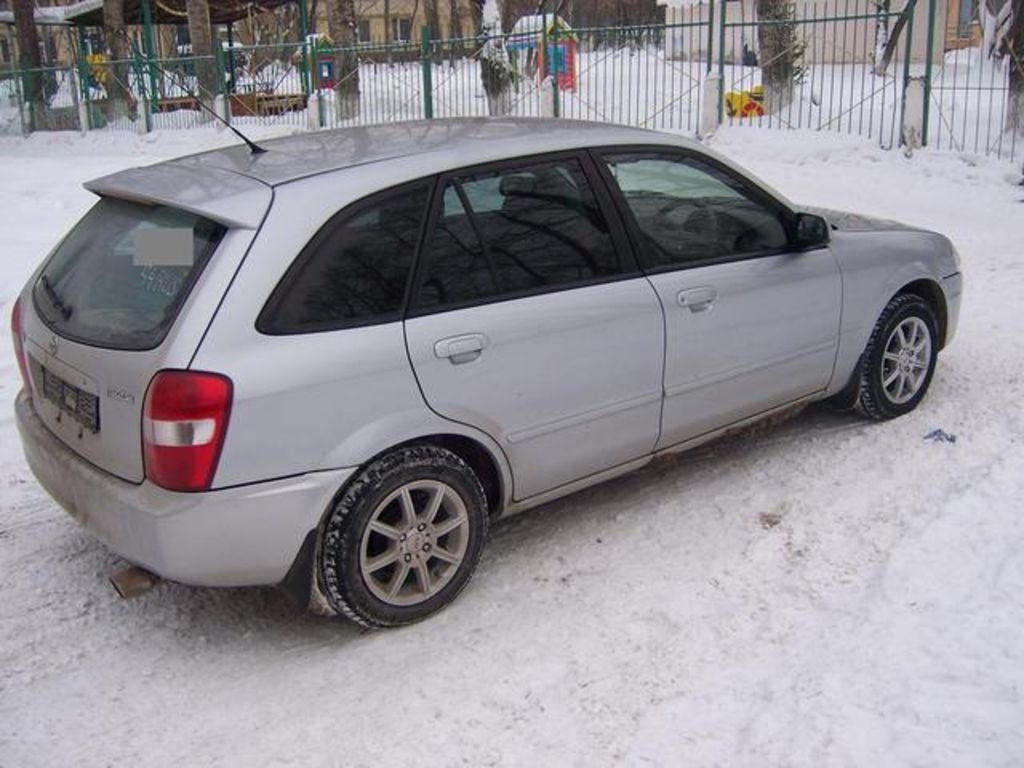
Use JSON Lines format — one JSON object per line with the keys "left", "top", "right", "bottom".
{"left": 317, "top": 445, "right": 489, "bottom": 629}
{"left": 855, "top": 293, "right": 939, "bottom": 421}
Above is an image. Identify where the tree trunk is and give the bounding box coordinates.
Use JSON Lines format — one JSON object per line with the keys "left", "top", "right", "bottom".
{"left": 425, "top": 0, "right": 441, "bottom": 62}
{"left": 12, "top": 0, "right": 42, "bottom": 121}
{"left": 1006, "top": 0, "right": 1024, "bottom": 133}
{"left": 103, "top": 0, "right": 130, "bottom": 120}
{"left": 327, "top": 0, "right": 360, "bottom": 120}
{"left": 756, "top": 0, "right": 796, "bottom": 113}
{"left": 449, "top": 0, "right": 463, "bottom": 60}
{"left": 186, "top": 0, "right": 219, "bottom": 109}
{"left": 873, "top": 0, "right": 891, "bottom": 68}
{"left": 479, "top": 0, "right": 514, "bottom": 115}
{"left": 449, "top": 0, "right": 463, "bottom": 39}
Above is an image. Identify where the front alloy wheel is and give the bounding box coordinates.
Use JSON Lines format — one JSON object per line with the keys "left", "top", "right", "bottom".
{"left": 856, "top": 293, "right": 939, "bottom": 420}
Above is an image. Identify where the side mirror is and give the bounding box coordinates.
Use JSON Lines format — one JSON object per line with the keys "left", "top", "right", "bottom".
{"left": 794, "top": 213, "right": 830, "bottom": 248}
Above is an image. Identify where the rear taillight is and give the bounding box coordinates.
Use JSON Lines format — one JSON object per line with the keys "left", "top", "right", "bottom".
{"left": 143, "top": 370, "right": 233, "bottom": 492}
{"left": 11, "top": 298, "right": 31, "bottom": 394}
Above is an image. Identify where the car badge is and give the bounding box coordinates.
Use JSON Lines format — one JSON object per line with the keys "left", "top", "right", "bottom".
{"left": 48, "top": 336, "right": 59, "bottom": 357}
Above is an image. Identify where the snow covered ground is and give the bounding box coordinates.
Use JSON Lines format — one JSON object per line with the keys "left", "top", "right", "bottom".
{"left": 0, "top": 125, "right": 1021, "bottom": 767}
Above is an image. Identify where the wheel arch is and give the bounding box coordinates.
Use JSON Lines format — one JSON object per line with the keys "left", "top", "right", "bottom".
{"left": 282, "top": 430, "right": 510, "bottom": 612}
{"left": 895, "top": 278, "right": 948, "bottom": 349}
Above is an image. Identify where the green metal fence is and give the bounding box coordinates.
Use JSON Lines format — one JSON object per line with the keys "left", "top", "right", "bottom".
{"left": 2, "top": 7, "right": 1019, "bottom": 163}
{"left": 713, "top": 0, "right": 1019, "bottom": 162}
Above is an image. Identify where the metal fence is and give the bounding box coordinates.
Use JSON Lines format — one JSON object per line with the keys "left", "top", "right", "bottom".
{"left": 716, "top": 2, "right": 909, "bottom": 148}
{"left": 1, "top": 1, "right": 1020, "bottom": 164}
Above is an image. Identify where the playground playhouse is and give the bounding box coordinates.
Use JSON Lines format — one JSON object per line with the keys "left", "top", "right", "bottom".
{"left": 507, "top": 14, "right": 578, "bottom": 91}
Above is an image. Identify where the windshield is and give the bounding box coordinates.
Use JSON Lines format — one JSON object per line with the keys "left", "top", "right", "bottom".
{"left": 33, "top": 198, "right": 226, "bottom": 351}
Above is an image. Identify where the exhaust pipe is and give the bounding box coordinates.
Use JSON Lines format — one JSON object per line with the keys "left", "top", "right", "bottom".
{"left": 109, "top": 566, "right": 160, "bottom": 599}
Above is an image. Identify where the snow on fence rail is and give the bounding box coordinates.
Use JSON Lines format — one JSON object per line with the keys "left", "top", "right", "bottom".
{"left": 2, "top": 6, "right": 1020, "bottom": 164}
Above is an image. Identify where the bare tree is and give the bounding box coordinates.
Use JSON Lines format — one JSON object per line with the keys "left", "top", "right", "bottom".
{"left": 12, "top": 0, "right": 42, "bottom": 119}
{"left": 186, "top": 0, "right": 219, "bottom": 109}
{"left": 327, "top": 0, "right": 360, "bottom": 119}
{"left": 103, "top": 0, "right": 131, "bottom": 119}
{"left": 449, "top": 0, "right": 463, "bottom": 41}
{"left": 982, "top": 0, "right": 1023, "bottom": 133}
{"left": 1000, "top": 0, "right": 1023, "bottom": 132}
{"left": 757, "top": 0, "right": 796, "bottom": 112}
{"left": 425, "top": 0, "right": 442, "bottom": 39}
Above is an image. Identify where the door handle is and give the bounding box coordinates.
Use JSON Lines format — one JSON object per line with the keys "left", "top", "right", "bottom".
{"left": 677, "top": 287, "right": 718, "bottom": 313}
{"left": 434, "top": 333, "right": 488, "bottom": 365}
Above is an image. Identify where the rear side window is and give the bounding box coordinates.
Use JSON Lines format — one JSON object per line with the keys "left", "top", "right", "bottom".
{"left": 33, "top": 198, "right": 226, "bottom": 351}
{"left": 414, "top": 158, "right": 626, "bottom": 310}
{"left": 259, "top": 182, "right": 430, "bottom": 334}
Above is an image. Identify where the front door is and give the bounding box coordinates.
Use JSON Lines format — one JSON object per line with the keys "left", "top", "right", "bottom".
{"left": 598, "top": 150, "right": 842, "bottom": 448}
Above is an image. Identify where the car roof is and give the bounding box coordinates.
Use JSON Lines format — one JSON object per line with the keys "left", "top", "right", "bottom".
{"left": 83, "top": 119, "right": 697, "bottom": 228}
{"left": 168, "top": 118, "right": 700, "bottom": 186}
{"left": 83, "top": 119, "right": 794, "bottom": 228}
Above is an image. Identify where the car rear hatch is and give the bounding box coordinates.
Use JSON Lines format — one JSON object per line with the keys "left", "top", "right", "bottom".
{"left": 16, "top": 163, "right": 271, "bottom": 485}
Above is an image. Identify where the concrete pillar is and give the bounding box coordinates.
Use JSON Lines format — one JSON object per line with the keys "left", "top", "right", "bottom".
{"left": 136, "top": 100, "right": 150, "bottom": 134}
{"left": 212, "top": 94, "right": 229, "bottom": 126}
{"left": 307, "top": 92, "right": 321, "bottom": 130}
{"left": 540, "top": 77, "right": 555, "bottom": 118}
{"left": 902, "top": 76, "right": 925, "bottom": 152}
{"left": 701, "top": 73, "right": 722, "bottom": 138}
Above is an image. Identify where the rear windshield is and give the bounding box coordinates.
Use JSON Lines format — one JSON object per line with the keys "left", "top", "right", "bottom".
{"left": 33, "top": 198, "right": 226, "bottom": 351}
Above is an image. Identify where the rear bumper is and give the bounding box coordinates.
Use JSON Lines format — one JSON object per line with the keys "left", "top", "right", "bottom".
{"left": 15, "top": 390, "right": 354, "bottom": 587}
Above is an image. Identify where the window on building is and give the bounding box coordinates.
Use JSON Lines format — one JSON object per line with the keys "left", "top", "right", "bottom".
{"left": 392, "top": 17, "right": 412, "bottom": 42}
{"left": 357, "top": 20, "right": 372, "bottom": 43}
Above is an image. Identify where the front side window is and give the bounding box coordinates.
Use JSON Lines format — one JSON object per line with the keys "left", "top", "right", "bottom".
{"left": 415, "top": 157, "right": 625, "bottom": 309}
{"left": 602, "top": 152, "right": 790, "bottom": 269}
{"left": 259, "top": 182, "right": 429, "bottom": 334}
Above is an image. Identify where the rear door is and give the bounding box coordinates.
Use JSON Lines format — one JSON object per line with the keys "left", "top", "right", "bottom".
{"left": 19, "top": 197, "right": 248, "bottom": 483}
{"left": 404, "top": 153, "right": 665, "bottom": 501}
{"left": 597, "top": 149, "right": 842, "bottom": 448}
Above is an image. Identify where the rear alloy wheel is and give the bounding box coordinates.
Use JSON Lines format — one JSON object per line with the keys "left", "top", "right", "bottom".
{"left": 855, "top": 294, "right": 939, "bottom": 421}
{"left": 317, "top": 445, "right": 489, "bottom": 628}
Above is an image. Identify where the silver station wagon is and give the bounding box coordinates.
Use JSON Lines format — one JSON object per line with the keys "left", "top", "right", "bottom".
{"left": 12, "top": 119, "right": 962, "bottom": 627}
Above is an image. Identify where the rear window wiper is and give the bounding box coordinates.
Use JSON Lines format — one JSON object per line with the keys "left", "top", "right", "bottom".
{"left": 39, "top": 275, "right": 72, "bottom": 320}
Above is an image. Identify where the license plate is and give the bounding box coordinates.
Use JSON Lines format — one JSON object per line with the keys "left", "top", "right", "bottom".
{"left": 41, "top": 367, "right": 100, "bottom": 433}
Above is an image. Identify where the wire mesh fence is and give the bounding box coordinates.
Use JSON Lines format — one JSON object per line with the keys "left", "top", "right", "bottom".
{"left": 718, "top": 1, "right": 909, "bottom": 149}
{"left": 2, "top": 7, "right": 1020, "bottom": 164}
{"left": 930, "top": 46, "right": 1020, "bottom": 160}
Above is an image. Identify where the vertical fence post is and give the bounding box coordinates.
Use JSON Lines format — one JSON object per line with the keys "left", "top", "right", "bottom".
{"left": 717, "top": 0, "right": 727, "bottom": 124}
{"left": 705, "top": 0, "right": 715, "bottom": 74}
{"left": 551, "top": 20, "right": 561, "bottom": 118}
{"left": 131, "top": 41, "right": 152, "bottom": 132}
{"left": 298, "top": 0, "right": 311, "bottom": 96}
{"left": 214, "top": 40, "right": 230, "bottom": 123}
{"left": 140, "top": 0, "right": 159, "bottom": 110}
{"left": 13, "top": 64, "right": 29, "bottom": 135}
{"left": 75, "top": 26, "right": 94, "bottom": 130}
{"left": 899, "top": 0, "right": 916, "bottom": 146}
{"left": 921, "top": 0, "right": 937, "bottom": 146}
{"left": 421, "top": 25, "right": 434, "bottom": 119}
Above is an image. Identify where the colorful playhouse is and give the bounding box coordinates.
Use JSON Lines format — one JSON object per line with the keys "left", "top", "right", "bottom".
{"left": 508, "top": 14, "right": 578, "bottom": 91}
